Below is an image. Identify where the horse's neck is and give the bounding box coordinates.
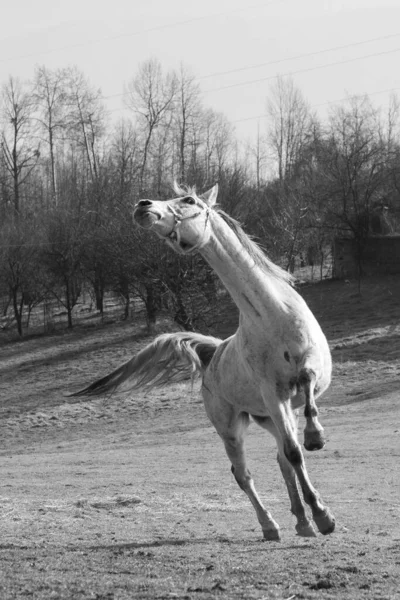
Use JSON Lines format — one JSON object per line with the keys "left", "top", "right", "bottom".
{"left": 200, "top": 215, "right": 286, "bottom": 326}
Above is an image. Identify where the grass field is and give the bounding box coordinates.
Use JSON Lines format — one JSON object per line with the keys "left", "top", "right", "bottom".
{"left": 0, "top": 275, "right": 400, "bottom": 599}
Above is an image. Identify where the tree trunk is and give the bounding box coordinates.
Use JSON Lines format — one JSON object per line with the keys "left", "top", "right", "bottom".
{"left": 65, "top": 279, "right": 74, "bottom": 329}
{"left": 49, "top": 126, "right": 57, "bottom": 203}
{"left": 3, "top": 294, "right": 11, "bottom": 317}
{"left": 139, "top": 129, "right": 153, "bottom": 195}
{"left": 94, "top": 271, "right": 104, "bottom": 313}
{"left": 12, "top": 147, "right": 20, "bottom": 214}
{"left": 123, "top": 293, "right": 130, "bottom": 320}
{"left": 10, "top": 287, "right": 23, "bottom": 336}
{"left": 144, "top": 284, "right": 158, "bottom": 331}
{"left": 174, "top": 294, "right": 193, "bottom": 331}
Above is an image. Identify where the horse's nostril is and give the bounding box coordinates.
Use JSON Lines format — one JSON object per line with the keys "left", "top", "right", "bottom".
{"left": 137, "top": 199, "right": 152, "bottom": 207}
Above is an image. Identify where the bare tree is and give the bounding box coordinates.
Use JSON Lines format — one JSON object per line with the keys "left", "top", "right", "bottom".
{"left": 125, "top": 58, "right": 177, "bottom": 194}
{"left": 266, "top": 75, "right": 313, "bottom": 183}
{"left": 201, "top": 108, "right": 234, "bottom": 182}
{"left": 111, "top": 118, "right": 139, "bottom": 202}
{"left": 0, "top": 215, "right": 45, "bottom": 335}
{"left": 247, "top": 122, "right": 268, "bottom": 191}
{"left": 1, "top": 76, "right": 40, "bottom": 214}
{"left": 32, "top": 66, "right": 69, "bottom": 204}
{"left": 64, "top": 67, "right": 107, "bottom": 184}
{"left": 43, "top": 205, "right": 86, "bottom": 329}
{"left": 383, "top": 93, "right": 400, "bottom": 202}
{"left": 173, "top": 64, "right": 202, "bottom": 182}
{"left": 313, "top": 96, "right": 388, "bottom": 280}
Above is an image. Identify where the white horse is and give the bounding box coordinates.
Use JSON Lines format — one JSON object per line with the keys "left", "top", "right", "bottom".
{"left": 71, "top": 183, "right": 335, "bottom": 540}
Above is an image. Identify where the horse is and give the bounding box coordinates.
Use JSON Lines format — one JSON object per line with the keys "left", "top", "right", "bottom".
{"left": 70, "top": 183, "right": 335, "bottom": 541}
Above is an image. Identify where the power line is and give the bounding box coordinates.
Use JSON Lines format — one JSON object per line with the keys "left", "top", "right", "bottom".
{"left": 100, "top": 34, "right": 400, "bottom": 104}
{"left": 2, "top": 3, "right": 398, "bottom": 109}
{"left": 197, "top": 32, "right": 400, "bottom": 81}
{"left": 110, "top": 83, "right": 400, "bottom": 122}
{"left": 106, "top": 82, "right": 400, "bottom": 122}
{"left": 203, "top": 46, "right": 400, "bottom": 94}
{"left": 312, "top": 86, "right": 400, "bottom": 109}
{"left": 0, "top": 0, "right": 283, "bottom": 64}
{"left": 230, "top": 86, "right": 400, "bottom": 125}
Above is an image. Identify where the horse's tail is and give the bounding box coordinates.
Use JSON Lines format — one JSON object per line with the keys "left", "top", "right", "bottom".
{"left": 67, "top": 332, "right": 223, "bottom": 397}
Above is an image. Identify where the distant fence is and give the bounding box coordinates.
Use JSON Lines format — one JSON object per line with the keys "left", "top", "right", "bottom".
{"left": 333, "top": 234, "right": 400, "bottom": 278}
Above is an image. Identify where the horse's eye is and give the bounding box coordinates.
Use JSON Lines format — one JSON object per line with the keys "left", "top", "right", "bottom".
{"left": 183, "top": 197, "right": 196, "bottom": 205}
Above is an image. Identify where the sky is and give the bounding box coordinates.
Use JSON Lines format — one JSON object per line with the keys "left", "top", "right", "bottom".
{"left": 1, "top": 0, "right": 400, "bottom": 142}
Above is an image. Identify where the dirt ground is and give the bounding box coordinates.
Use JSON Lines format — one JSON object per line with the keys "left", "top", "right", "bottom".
{"left": 0, "top": 275, "right": 400, "bottom": 600}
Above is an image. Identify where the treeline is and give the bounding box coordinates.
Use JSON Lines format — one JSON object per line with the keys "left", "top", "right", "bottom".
{"left": 1, "top": 60, "right": 400, "bottom": 336}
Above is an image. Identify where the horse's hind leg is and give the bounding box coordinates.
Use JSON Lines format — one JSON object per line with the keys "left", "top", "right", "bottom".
{"left": 253, "top": 415, "right": 316, "bottom": 538}
{"left": 299, "top": 368, "right": 325, "bottom": 451}
{"left": 202, "top": 389, "right": 280, "bottom": 540}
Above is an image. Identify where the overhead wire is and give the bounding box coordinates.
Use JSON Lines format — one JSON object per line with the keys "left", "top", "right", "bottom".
{"left": 18, "top": 37, "right": 398, "bottom": 124}
{"left": 1, "top": 3, "right": 399, "bottom": 116}
{"left": 0, "top": 0, "right": 284, "bottom": 64}
{"left": 197, "top": 32, "right": 400, "bottom": 81}
{"left": 0, "top": 4, "right": 398, "bottom": 213}
{"left": 100, "top": 33, "right": 400, "bottom": 105}
{"left": 202, "top": 46, "right": 400, "bottom": 94}
{"left": 230, "top": 86, "right": 400, "bottom": 124}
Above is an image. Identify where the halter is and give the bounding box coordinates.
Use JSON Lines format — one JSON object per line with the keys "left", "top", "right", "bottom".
{"left": 164, "top": 201, "right": 211, "bottom": 254}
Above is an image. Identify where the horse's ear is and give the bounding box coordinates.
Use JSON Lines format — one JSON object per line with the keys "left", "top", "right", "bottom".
{"left": 200, "top": 184, "right": 218, "bottom": 207}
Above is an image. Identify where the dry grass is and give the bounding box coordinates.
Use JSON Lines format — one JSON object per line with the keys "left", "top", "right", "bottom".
{"left": 0, "top": 275, "right": 399, "bottom": 599}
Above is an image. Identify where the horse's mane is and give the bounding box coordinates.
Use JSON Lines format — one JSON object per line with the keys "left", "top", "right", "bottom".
{"left": 173, "top": 182, "right": 197, "bottom": 197}
{"left": 172, "top": 182, "right": 295, "bottom": 287}
{"left": 215, "top": 209, "right": 295, "bottom": 286}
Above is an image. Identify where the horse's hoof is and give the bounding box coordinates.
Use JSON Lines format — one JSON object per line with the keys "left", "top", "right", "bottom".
{"left": 296, "top": 522, "right": 317, "bottom": 538}
{"left": 304, "top": 431, "right": 326, "bottom": 451}
{"left": 314, "top": 509, "right": 335, "bottom": 535}
{"left": 262, "top": 527, "right": 281, "bottom": 541}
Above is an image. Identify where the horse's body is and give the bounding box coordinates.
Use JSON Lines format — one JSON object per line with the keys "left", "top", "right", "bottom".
{"left": 71, "top": 183, "right": 335, "bottom": 540}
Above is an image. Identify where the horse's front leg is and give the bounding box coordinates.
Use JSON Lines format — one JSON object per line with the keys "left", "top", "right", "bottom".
{"left": 277, "top": 452, "right": 318, "bottom": 536}
{"left": 265, "top": 395, "right": 335, "bottom": 536}
{"left": 253, "top": 414, "right": 316, "bottom": 537}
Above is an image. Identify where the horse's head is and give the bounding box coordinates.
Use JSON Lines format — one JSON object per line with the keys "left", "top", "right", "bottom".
{"left": 133, "top": 184, "right": 218, "bottom": 254}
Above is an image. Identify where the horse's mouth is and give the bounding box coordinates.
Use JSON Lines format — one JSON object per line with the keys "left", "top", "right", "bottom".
{"left": 134, "top": 208, "right": 161, "bottom": 229}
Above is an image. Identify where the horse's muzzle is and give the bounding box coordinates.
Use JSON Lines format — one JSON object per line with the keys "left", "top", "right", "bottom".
{"left": 133, "top": 208, "right": 161, "bottom": 229}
